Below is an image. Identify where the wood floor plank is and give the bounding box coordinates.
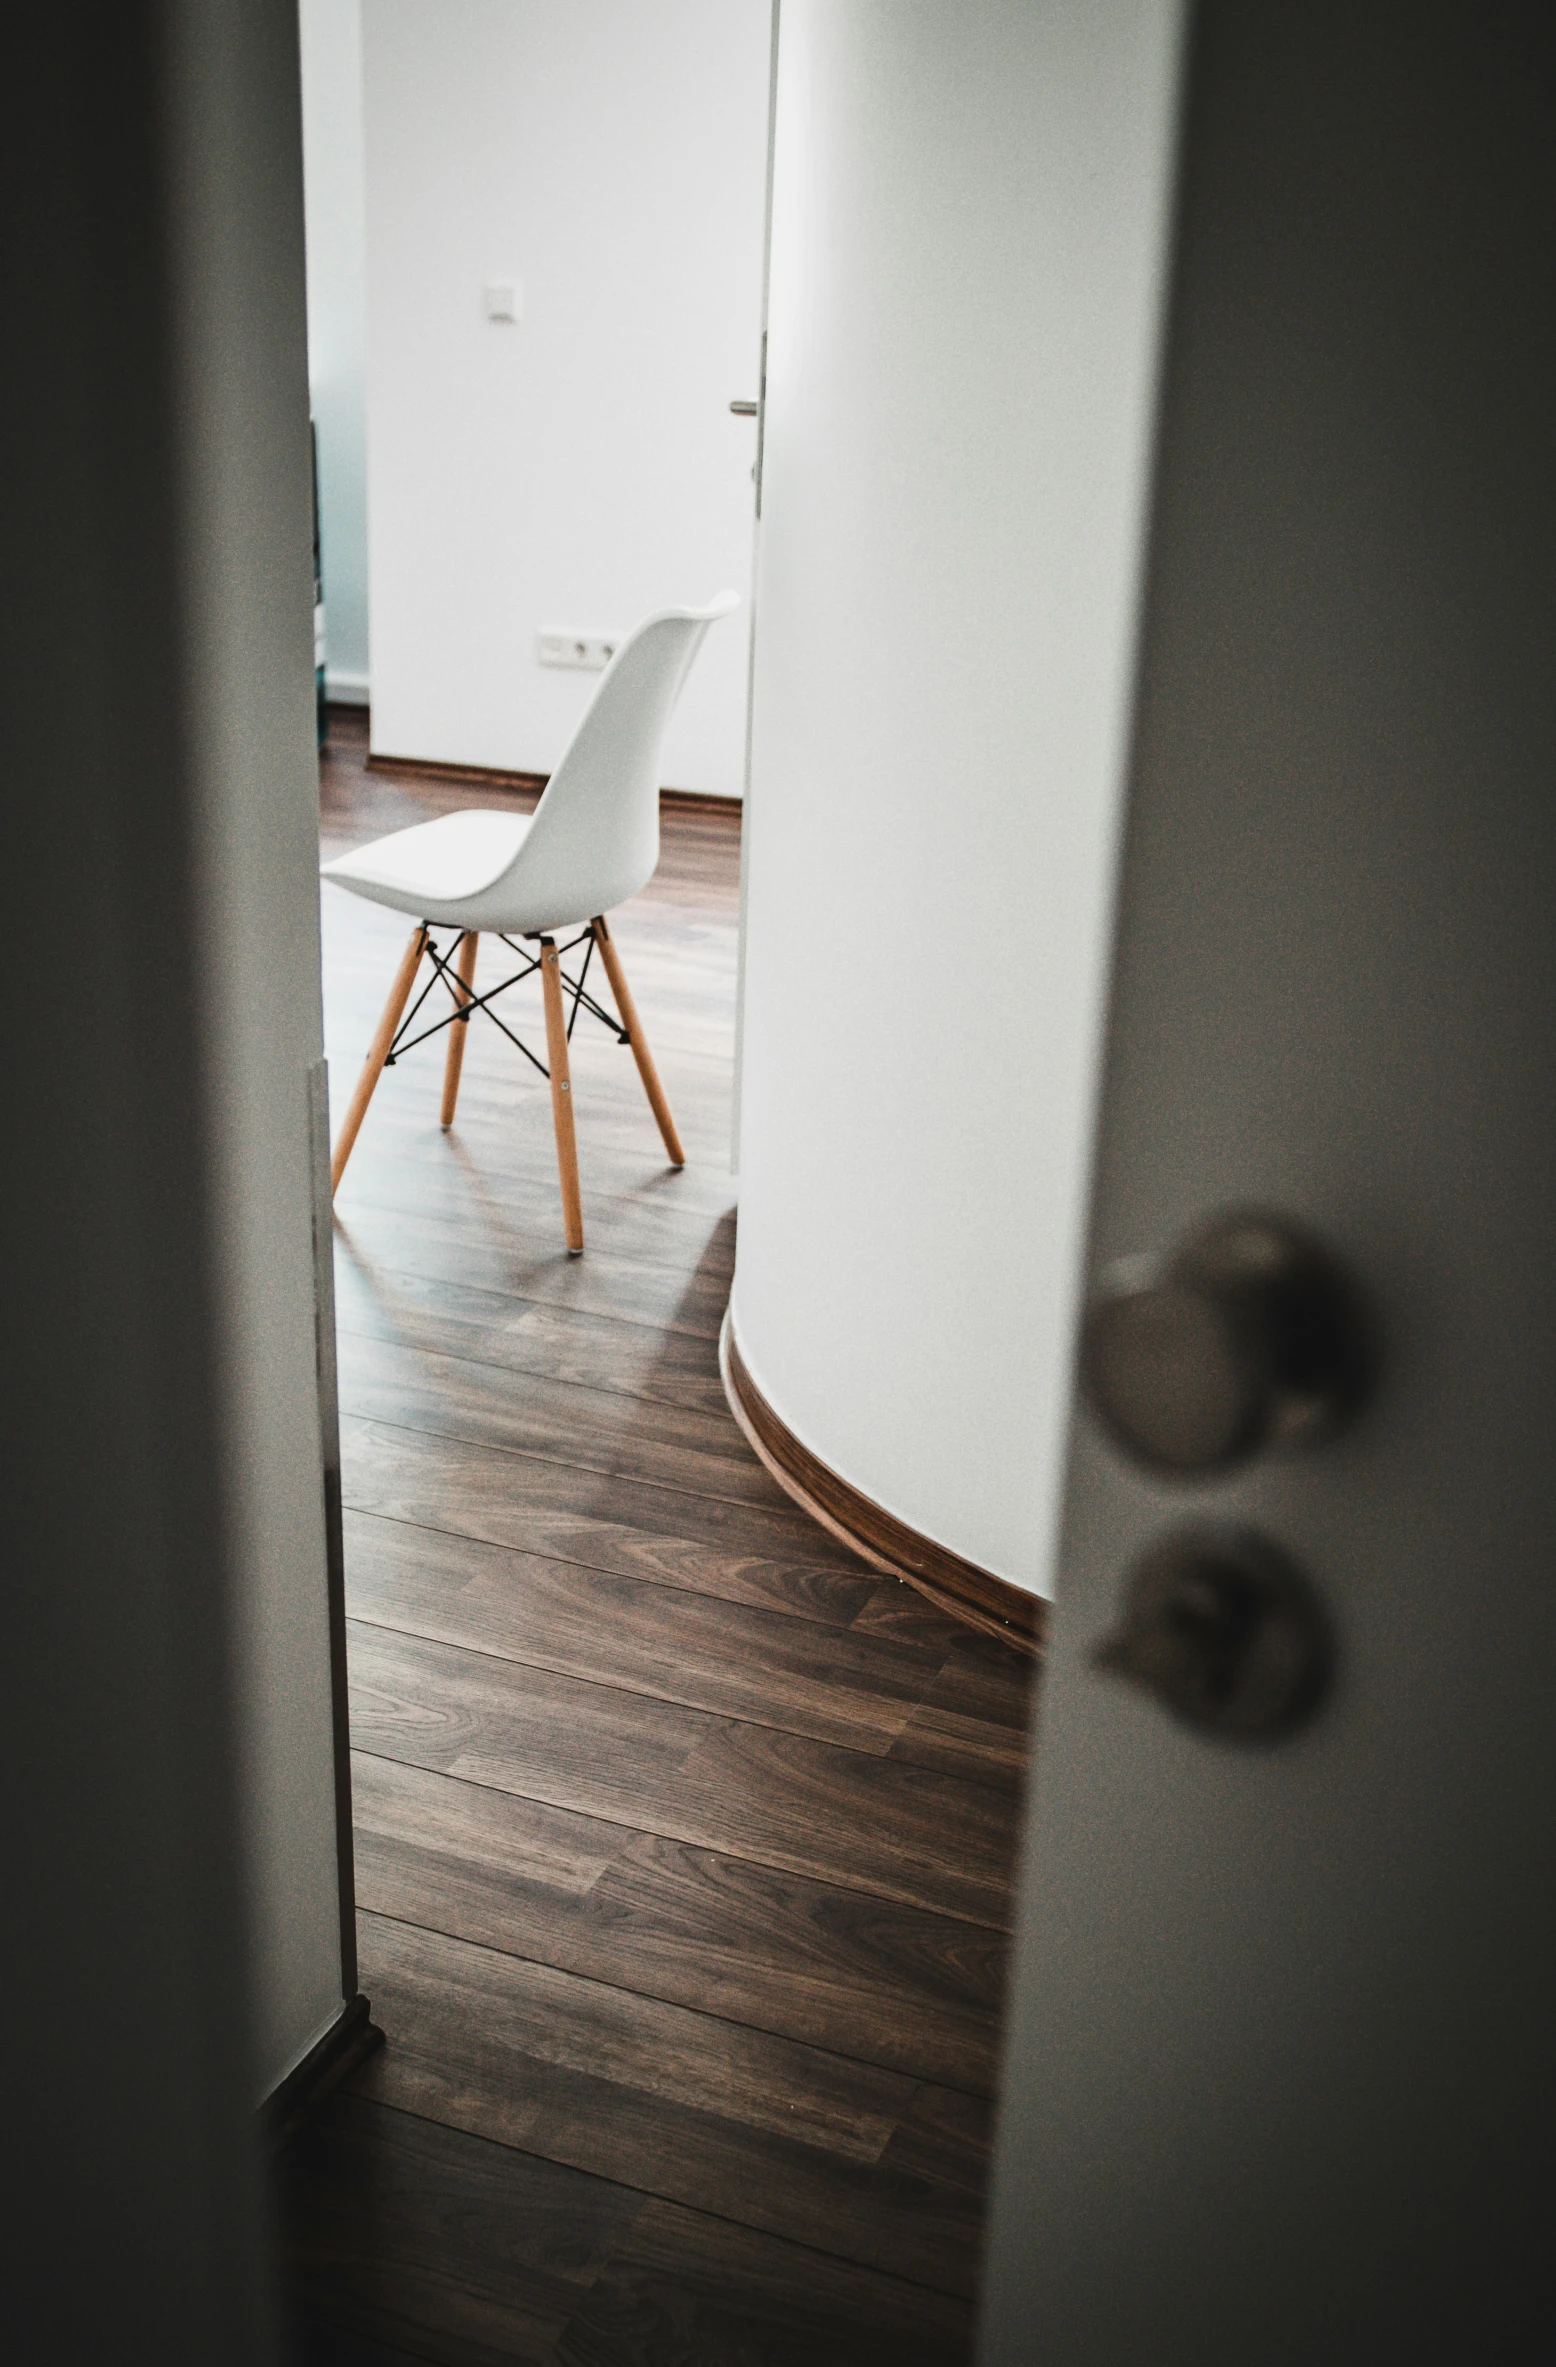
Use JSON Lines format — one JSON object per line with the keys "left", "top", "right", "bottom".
{"left": 350, "top": 1916, "right": 988, "bottom": 2297}
{"left": 282, "top": 2091, "right": 642, "bottom": 2367}
{"left": 853, "top": 1583, "right": 1043, "bottom": 1691}
{"left": 347, "top": 1623, "right": 1023, "bottom": 1926}
{"left": 336, "top": 1334, "right": 785, "bottom": 1512}
{"left": 352, "top": 1754, "right": 1010, "bottom": 2091}
{"left": 877, "top": 2086, "right": 998, "bottom": 2198}
{"left": 353, "top": 1752, "right": 631, "bottom": 1901}
{"left": 342, "top": 1414, "right": 874, "bottom": 1586}
{"left": 333, "top": 1089, "right": 738, "bottom": 1219}
{"left": 552, "top": 2197, "right": 974, "bottom": 2367}
{"left": 340, "top": 1419, "right": 880, "bottom": 1629}
{"left": 343, "top": 1108, "right": 744, "bottom": 1219}
{"left": 341, "top": 1106, "right": 733, "bottom": 1187}
{"left": 333, "top": 1199, "right": 732, "bottom": 1337}
{"left": 934, "top": 1635, "right": 1040, "bottom": 1716}
{"left": 329, "top": 1079, "right": 734, "bottom": 1175}
{"left": 849, "top": 1580, "right": 1011, "bottom": 1653}
{"left": 328, "top": 1061, "right": 735, "bottom": 1145}
{"left": 344, "top": 1511, "right": 952, "bottom": 1751}
{"left": 347, "top": 1617, "right": 713, "bottom": 1807}
{"left": 335, "top": 1146, "right": 738, "bottom": 1281}
{"left": 333, "top": 1261, "right": 733, "bottom": 1416}
{"left": 360, "top": 1909, "right": 918, "bottom": 2161}
{"left": 888, "top": 1645, "right": 1038, "bottom": 1786}
{"left": 670, "top": 1721, "right": 1024, "bottom": 1930}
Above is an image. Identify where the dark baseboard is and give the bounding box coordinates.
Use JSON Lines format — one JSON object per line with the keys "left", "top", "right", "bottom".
{"left": 364, "top": 747, "right": 741, "bottom": 817}
{"left": 720, "top": 1310, "right": 1046, "bottom": 1658}
{"left": 657, "top": 786, "right": 743, "bottom": 816}
{"left": 366, "top": 749, "right": 548, "bottom": 795}
{"left": 261, "top": 1993, "right": 383, "bottom": 2152}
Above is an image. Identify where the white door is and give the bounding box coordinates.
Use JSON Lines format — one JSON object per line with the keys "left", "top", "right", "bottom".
{"left": 981, "top": 7, "right": 1553, "bottom": 2360}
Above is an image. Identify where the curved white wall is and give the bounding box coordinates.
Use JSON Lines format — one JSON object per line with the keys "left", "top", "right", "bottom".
{"left": 732, "top": 0, "right": 1183, "bottom": 1594}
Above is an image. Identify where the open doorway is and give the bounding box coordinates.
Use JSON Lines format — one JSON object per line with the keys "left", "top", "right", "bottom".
{"left": 285, "top": 4, "right": 1035, "bottom": 2356}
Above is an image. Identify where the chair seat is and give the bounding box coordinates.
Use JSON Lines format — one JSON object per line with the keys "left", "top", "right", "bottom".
{"left": 321, "top": 808, "right": 550, "bottom": 930}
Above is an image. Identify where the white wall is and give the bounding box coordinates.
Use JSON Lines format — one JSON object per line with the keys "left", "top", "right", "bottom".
{"left": 731, "top": 0, "right": 1184, "bottom": 1594}
{"left": 363, "top": 0, "right": 769, "bottom": 796}
{"left": 299, "top": 0, "right": 370, "bottom": 699}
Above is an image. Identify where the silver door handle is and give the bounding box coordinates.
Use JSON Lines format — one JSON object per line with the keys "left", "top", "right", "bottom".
{"left": 1080, "top": 1209, "right": 1372, "bottom": 1476}
{"left": 729, "top": 399, "right": 759, "bottom": 417}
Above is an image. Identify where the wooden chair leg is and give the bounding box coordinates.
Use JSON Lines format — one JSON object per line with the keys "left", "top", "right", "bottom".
{"left": 439, "top": 930, "right": 480, "bottom": 1128}
{"left": 539, "top": 936, "right": 585, "bottom": 1254}
{"left": 591, "top": 913, "right": 685, "bottom": 1167}
{"left": 331, "top": 925, "right": 428, "bottom": 1193}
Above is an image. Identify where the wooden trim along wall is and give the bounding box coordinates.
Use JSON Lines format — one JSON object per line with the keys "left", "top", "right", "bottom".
{"left": 365, "top": 745, "right": 740, "bottom": 818}
{"left": 366, "top": 750, "right": 549, "bottom": 796}
{"left": 260, "top": 1995, "right": 383, "bottom": 2153}
{"left": 719, "top": 1310, "right": 1046, "bottom": 1658}
{"left": 307, "top": 1057, "right": 360, "bottom": 1995}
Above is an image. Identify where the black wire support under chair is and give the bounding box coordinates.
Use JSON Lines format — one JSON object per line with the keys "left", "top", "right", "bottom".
{"left": 383, "top": 924, "right": 632, "bottom": 1082}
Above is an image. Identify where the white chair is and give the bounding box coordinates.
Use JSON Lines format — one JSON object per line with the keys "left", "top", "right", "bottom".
{"left": 322, "top": 591, "right": 738, "bottom": 1252}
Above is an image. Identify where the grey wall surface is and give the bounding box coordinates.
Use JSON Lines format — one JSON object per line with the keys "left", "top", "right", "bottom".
{"left": 4, "top": 4, "right": 299, "bottom": 2356}
{"left": 982, "top": 6, "right": 1555, "bottom": 2358}
{"left": 160, "top": 0, "right": 349, "bottom": 2103}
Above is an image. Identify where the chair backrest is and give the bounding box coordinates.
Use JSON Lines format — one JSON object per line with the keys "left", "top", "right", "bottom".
{"left": 504, "top": 592, "right": 739, "bottom": 926}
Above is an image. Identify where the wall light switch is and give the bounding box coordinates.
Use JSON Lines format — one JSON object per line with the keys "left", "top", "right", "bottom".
{"left": 484, "top": 280, "right": 522, "bottom": 323}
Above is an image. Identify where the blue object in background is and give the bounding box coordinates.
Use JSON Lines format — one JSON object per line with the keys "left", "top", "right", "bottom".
{"left": 311, "top": 421, "right": 326, "bottom": 746}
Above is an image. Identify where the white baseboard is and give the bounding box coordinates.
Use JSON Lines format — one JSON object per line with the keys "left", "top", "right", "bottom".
{"left": 324, "top": 669, "right": 370, "bottom": 707}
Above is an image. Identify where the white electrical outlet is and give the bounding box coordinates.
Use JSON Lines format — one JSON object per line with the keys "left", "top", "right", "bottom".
{"left": 484, "top": 280, "right": 522, "bottom": 322}
{"left": 537, "top": 630, "right": 618, "bottom": 672}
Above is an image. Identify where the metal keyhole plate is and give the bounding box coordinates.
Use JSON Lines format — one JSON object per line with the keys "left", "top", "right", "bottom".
{"left": 1094, "top": 1526, "right": 1333, "bottom": 1741}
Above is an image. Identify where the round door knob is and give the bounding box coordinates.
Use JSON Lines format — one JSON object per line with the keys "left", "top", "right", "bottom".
{"left": 1080, "top": 1208, "right": 1371, "bottom": 1476}
{"left": 1094, "top": 1525, "right": 1333, "bottom": 1740}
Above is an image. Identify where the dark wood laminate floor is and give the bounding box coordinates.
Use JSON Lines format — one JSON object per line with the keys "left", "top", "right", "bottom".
{"left": 279, "top": 710, "right": 1038, "bottom": 2366}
